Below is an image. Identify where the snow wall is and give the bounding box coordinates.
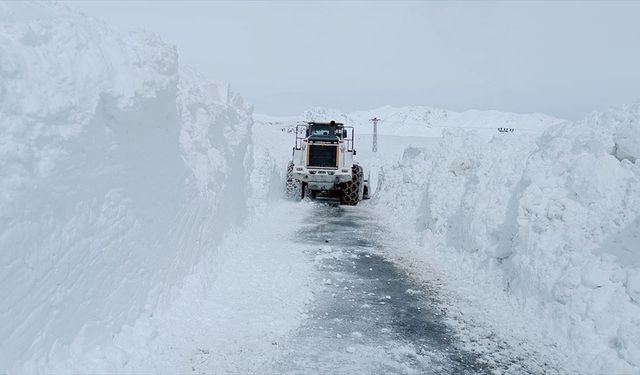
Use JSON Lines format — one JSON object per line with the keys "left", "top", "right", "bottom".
{"left": 375, "top": 104, "right": 640, "bottom": 373}
{"left": 0, "top": 2, "right": 255, "bottom": 370}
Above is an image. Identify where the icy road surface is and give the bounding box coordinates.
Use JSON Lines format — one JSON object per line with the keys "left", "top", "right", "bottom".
{"left": 269, "top": 203, "right": 544, "bottom": 375}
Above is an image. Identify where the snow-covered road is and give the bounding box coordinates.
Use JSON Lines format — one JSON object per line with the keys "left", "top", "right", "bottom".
{"left": 265, "top": 202, "right": 548, "bottom": 374}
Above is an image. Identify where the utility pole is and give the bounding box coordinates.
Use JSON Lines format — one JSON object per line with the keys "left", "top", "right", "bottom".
{"left": 370, "top": 117, "right": 381, "bottom": 152}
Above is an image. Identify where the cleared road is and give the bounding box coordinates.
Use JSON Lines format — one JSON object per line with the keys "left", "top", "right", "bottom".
{"left": 268, "top": 203, "right": 539, "bottom": 374}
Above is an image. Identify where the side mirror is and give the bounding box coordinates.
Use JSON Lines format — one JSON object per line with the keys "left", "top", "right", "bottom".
{"left": 353, "top": 150, "right": 357, "bottom": 155}
{"left": 343, "top": 130, "right": 348, "bottom": 138}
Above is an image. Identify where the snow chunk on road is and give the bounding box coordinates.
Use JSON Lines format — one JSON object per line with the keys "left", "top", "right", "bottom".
{"left": 627, "top": 271, "right": 640, "bottom": 305}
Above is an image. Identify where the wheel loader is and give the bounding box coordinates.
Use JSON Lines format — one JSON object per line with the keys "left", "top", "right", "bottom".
{"left": 286, "top": 121, "right": 369, "bottom": 205}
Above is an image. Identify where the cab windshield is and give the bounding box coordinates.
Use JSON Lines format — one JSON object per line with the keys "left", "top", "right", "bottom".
{"left": 310, "top": 126, "right": 333, "bottom": 136}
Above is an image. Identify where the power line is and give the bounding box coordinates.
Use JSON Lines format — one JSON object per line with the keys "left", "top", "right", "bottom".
{"left": 370, "top": 117, "right": 381, "bottom": 152}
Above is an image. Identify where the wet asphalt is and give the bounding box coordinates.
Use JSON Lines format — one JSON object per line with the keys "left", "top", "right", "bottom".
{"left": 269, "top": 203, "right": 522, "bottom": 375}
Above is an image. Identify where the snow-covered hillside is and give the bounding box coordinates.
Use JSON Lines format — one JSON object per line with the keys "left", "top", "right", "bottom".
{"left": 0, "top": 2, "right": 259, "bottom": 371}
{"left": 255, "top": 105, "right": 565, "bottom": 138}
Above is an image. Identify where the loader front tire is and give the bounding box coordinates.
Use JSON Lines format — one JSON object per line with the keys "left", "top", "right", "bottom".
{"left": 339, "top": 164, "right": 363, "bottom": 206}
{"left": 285, "top": 162, "right": 303, "bottom": 200}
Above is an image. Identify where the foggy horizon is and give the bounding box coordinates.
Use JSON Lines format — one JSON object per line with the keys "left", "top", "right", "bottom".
{"left": 70, "top": 0, "right": 640, "bottom": 120}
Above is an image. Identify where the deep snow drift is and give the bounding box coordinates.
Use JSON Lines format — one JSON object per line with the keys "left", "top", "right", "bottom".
{"left": 373, "top": 105, "right": 640, "bottom": 373}
{"left": 0, "top": 2, "right": 276, "bottom": 371}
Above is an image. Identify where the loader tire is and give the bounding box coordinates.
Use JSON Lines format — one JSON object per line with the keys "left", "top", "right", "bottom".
{"left": 285, "top": 162, "right": 303, "bottom": 200}
{"left": 339, "top": 164, "right": 363, "bottom": 206}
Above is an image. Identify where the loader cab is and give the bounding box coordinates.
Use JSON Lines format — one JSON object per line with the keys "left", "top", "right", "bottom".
{"left": 306, "top": 121, "right": 343, "bottom": 143}
{"left": 293, "top": 120, "right": 355, "bottom": 157}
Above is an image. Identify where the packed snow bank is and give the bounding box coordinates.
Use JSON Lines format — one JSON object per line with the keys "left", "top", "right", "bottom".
{"left": 375, "top": 104, "right": 640, "bottom": 373}
{"left": 0, "top": 2, "right": 259, "bottom": 370}
{"left": 41, "top": 201, "right": 313, "bottom": 373}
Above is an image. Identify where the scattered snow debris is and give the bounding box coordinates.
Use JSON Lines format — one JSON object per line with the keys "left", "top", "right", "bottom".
{"left": 627, "top": 272, "right": 640, "bottom": 305}
{"left": 449, "top": 157, "right": 473, "bottom": 176}
{"left": 406, "top": 289, "right": 420, "bottom": 295}
{"left": 345, "top": 346, "right": 356, "bottom": 354}
{"left": 385, "top": 296, "right": 392, "bottom": 300}
{"left": 336, "top": 334, "right": 342, "bottom": 339}
{"left": 323, "top": 279, "right": 333, "bottom": 285}
{"left": 351, "top": 332, "right": 363, "bottom": 338}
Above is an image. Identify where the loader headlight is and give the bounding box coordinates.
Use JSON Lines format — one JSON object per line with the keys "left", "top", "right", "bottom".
{"left": 296, "top": 167, "right": 303, "bottom": 171}
{"left": 341, "top": 169, "right": 349, "bottom": 173}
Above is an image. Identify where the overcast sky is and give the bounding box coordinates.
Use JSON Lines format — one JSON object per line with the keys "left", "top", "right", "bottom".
{"left": 69, "top": 0, "right": 640, "bottom": 120}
